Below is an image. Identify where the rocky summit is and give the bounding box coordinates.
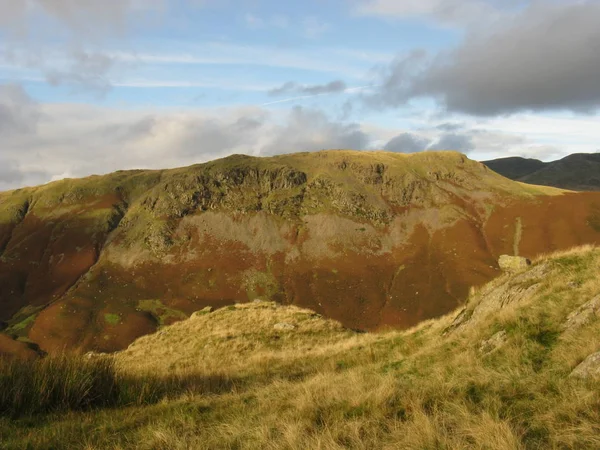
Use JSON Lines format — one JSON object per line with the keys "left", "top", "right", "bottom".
{"left": 2, "top": 150, "right": 600, "bottom": 354}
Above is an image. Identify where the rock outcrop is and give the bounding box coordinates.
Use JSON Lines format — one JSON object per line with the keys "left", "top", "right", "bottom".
{"left": 570, "top": 352, "right": 600, "bottom": 380}
{"left": 563, "top": 295, "right": 600, "bottom": 333}
{"left": 498, "top": 255, "right": 531, "bottom": 272}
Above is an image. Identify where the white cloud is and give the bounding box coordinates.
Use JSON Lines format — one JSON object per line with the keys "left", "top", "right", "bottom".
{"left": 0, "top": 92, "right": 372, "bottom": 189}
{"left": 354, "top": 0, "right": 503, "bottom": 26}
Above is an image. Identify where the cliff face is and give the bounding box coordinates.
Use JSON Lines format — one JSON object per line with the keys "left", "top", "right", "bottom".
{"left": 2, "top": 150, "right": 600, "bottom": 354}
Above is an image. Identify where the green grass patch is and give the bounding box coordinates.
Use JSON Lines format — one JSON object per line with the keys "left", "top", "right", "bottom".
{"left": 4, "top": 305, "right": 46, "bottom": 337}
{"left": 103, "top": 314, "right": 122, "bottom": 326}
{"left": 136, "top": 300, "right": 187, "bottom": 327}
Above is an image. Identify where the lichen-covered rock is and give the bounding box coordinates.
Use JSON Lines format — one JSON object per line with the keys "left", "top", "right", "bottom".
{"left": 479, "top": 330, "right": 508, "bottom": 354}
{"left": 498, "top": 255, "right": 531, "bottom": 272}
{"left": 447, "top": 263, "right": 549, "bottom": 334}
{"left": 563, "top": 295, "right": 600, "bottom": 333}
{"left": 273, "top": 322, "right": 296, "bottom": 331}
{"left": 570, "top": 352, "right": 600, "bottom": 380}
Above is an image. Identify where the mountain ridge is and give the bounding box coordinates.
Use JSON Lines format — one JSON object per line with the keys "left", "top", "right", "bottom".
{"left": 483, "top": 152, "right": 600, "bottom": 191}
{"left": 1, "top": 150, "right": 600, "bottom": 355}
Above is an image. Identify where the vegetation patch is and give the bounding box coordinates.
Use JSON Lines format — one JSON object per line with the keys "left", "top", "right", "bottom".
{"left": 136, "top": 300, "right": 187, "bottom": 327}
{"left": 103, "top": 314, "right": 122, "bottom": 326}
{"left": 4, "top": 305, "right": 46, "bottom": 337}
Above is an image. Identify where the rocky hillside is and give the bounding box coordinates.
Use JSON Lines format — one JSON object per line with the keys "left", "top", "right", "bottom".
{"left": 4, "top": 246, "right": 600, "bottom": 449}
{"left": 2, "top": 150, "right": 600, "bottom": 354}
{"left": 484, "top": 153, "right": 600, "bottom": 191}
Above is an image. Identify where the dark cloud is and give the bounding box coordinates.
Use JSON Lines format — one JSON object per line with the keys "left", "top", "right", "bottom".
{"left": 0, "top": 84, "right": 40, "bottom": 136}
{"left": 427, "top": 133, "right": 475, "bottom": 153}
{"left": 370, "top": 1, "right": 600, "bottom": 115}
{"left": 0, "top": 160, "right": 24, "bottom": 185}
{"left": 436, "top": 122, "right": 465, "bottom": 132}
{"left": 269, "top": 80, "right": 347, "bottom": 97}
{"left": 384, "top": 133, "right": 431, "bottom": 153}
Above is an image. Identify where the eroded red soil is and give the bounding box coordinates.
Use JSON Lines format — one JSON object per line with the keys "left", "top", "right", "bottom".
{"left": 2, "top": 165, "right": 600, "bottom": 354}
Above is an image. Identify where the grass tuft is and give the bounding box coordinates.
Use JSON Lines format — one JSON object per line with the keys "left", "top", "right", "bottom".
{"left": 0, "top": 356, "right": 119, "bottom": 417}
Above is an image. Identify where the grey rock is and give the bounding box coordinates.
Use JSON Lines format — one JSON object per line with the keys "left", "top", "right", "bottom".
{"left": 273, "top": 322, "right": 296, "bottom": 331}
{"left": 479, "top": 330, "right": 508, "bottom": 354}
{"left": 570, "top": 352, "right": 600, "bottom": 380}
{"left": 447, "top": 263, "right": 549, "bottom": 334}
{"left": 498, "top": 255, "right": 531, "bottom": 272}
{"left": 563, "top": 295, "right": 600, "bottom": 333}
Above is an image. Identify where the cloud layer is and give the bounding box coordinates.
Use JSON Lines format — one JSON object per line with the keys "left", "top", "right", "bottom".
{"left": 0, "top": 86, "right": 371, "bottom": 190}
{"left": 369, "top": 1, "right": 600, "bottom": 115}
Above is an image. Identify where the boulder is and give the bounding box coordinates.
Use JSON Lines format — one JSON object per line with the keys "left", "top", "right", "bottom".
{"left": 479, "top": 330, "right": 508, "bottom": 354}
{"left": 570, "top": 352, "right": 600, "bottom": 380}
{"left": 273, "top": 322, "right": 296, "bottom": 331}
{"left": 498, "top": 255, "right": 531, "bottom": 272}
{"left": 563, "top": 295, "right": 600, "bottom": 333}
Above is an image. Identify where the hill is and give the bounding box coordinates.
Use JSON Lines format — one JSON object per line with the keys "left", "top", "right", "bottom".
{"left": 2, "top": 150, "right": 600, "bottom": 354}
{"left": 3, "top": 245, "right": 600, "bottom": 449}
{"left": 483, "top": 153, "right": 600, "bottom": 191}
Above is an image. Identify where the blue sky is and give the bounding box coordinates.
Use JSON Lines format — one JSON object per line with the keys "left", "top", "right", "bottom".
{"left": 0, "top": 0, "right": 599, "bottom": 189}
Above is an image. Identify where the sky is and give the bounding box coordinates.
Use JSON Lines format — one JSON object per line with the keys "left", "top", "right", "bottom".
{"left": 0, "top": 0, "right": 599, "bottom": 190}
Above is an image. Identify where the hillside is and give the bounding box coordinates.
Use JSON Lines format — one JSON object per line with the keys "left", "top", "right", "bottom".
{"left": 483, "top": 153, "right": 600, "bottom": 191}
{"left": 2, "top": 150, "right": 600, "bottom": 355}
{"left": 2, "top": 246, "right": 600, "bottom": 449}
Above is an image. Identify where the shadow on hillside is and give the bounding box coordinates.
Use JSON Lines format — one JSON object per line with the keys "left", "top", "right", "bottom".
{"left": 118, "top": 371, "right": 241, "bottom": 406}
{"left": 0, "top": 355, "right": 245, "bottom": 418}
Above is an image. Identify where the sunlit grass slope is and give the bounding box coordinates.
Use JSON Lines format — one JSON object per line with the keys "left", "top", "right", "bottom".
{"left": 2, "top": 245, "right": 600, "bottom": 449}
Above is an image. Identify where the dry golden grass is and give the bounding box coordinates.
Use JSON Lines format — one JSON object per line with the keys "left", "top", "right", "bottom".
{"left": 3, "top": 246, "right": 600, "bottom": 449}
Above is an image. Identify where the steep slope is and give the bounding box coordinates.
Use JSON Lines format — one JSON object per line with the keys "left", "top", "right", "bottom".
{"left": 484, "top": 153, "right": 600, "bottom": 191}
{"left": 4, "top": 245, "right": 600, "bottom": 449}
{"left": 2, "top": 150, "right": 600, "bottom": 354}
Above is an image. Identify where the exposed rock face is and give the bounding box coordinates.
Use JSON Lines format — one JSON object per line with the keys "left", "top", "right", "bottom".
{"left": 563, "top": 295, "right": 600, "bottom": 333}
{"left": 479, "top": 330, "right": 508, "bottom": 354}
{"left": 448, "top": 263, "right": 550, "bottom": 333}
{"left": 2, "top": 150, "right": 600, "bottom": 354}
{"left": 570, "top": 352, "right": 600, "bottom": 380}
{"left": 498, "top": 255, "right": 531, "bottom": 272}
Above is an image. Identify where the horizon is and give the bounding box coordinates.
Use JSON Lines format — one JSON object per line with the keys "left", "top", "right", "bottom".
{"left": 1, "top": 0, "right": 600, "bottom": 191}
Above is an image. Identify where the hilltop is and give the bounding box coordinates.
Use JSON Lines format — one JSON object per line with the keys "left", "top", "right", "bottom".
{"left": 3, "top": 245, "right": 600, "bottom": 449}
{"left": 2, "top": 150, "right": 600, "bottom": 355}
{"left": 484, "top": 152, "right": 600, "bottom": 191}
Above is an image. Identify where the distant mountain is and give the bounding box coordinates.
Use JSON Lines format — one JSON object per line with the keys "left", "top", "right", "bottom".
{"left": 483, "top": 153, "right": 600, "bottom": 191}
{"left": 2, "top": 150, "right": 600, "bottom": 355}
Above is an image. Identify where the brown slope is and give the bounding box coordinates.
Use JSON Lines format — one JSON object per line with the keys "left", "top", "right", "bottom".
{"left": 2, "top": 150, "right": 600, "bottom": 354}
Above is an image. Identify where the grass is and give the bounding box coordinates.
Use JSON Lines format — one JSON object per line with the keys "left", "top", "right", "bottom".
{"left": 0, "top": 356, "right": 119, "bottom": 417}
{"left": 0, "top": 355, "right": 236, "bottom": 420}
{"left": 3, "top": 246, "right": 600, "bottom": 448}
